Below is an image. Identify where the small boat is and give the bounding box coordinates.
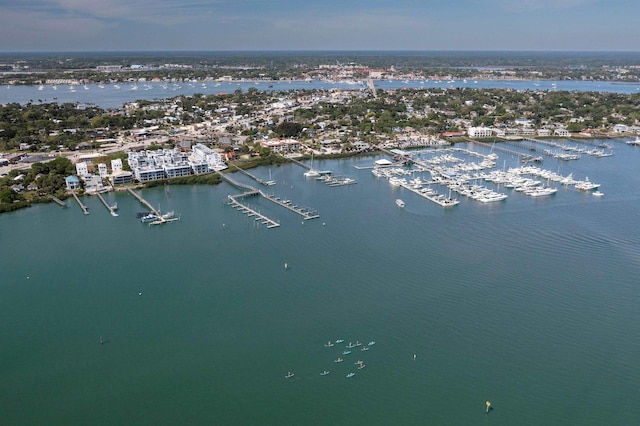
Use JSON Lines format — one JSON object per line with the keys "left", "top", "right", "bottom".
{"left": 285, "top": 372, "right": 294, "bottom": 379}
{"left": 395, "top": 199, "right": 405, "bottom": 208}
{"left": 346, "top": 342, "right": 356, "bottom": 349}
{"left": 284, "top": 263, "right": 289, "bottom": 270}
{"left": 358, "top": 364, "right": 366, "bottom": 369}
{"left": 346, "top": 372, "right": 355, "bottom": 378}
{"left": 335, "top": 339, "right": 344, "bottom": 344}
{"left": 320, "top": 371, "right": 330, "bottom": 376}
{"left": 140, "top": 213, "right": 158, "bottom": 223}
{"left": 368, "top": 341, "right": 376, "bottom": 346}
{"left": 324, "top": 341, "right": 334, "bottom": 347}
{"left": 355, "top": 341, "right": 362, "bottom": 347}
{"left": 593, "top": 191, "right": 604, "bottom": 197}
{"left": 343, "top": 350, "right": 352, "bottom": 355}
{"left": 361, "top": 346, "right": 370, "bottom": 351}
{"left": 334, "top": 358, "right": 343, "bottom": 363}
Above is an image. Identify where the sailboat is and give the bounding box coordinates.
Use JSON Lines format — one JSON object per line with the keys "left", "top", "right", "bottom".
{"left": 304, "top": 153, "right": 320, "bottom": 178}
{"left": 264, "top": 168, "right": 276, "bottom": 186}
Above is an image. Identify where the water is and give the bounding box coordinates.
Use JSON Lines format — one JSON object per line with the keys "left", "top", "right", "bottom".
{"left": 2, "top": 141, "right": 640, "bottom": 425}
{"left": 3, "top": 79, "right": 640, "bottom": 109}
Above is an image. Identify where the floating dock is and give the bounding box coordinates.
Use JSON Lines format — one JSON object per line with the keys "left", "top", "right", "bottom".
{"left": 70, "top": 191, "right": 89, "bottom": 215}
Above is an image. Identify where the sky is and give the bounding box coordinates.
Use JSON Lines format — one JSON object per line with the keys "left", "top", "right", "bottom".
{"left": 0, "top": 0, "right": 638, "bottom": 52}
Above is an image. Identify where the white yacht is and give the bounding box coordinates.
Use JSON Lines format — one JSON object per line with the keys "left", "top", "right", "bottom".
{"left": 575, "top": 177, "right": 600, "bottom": 191}
{"left": 396, "top": 199, "right": 405, "bottom": 208}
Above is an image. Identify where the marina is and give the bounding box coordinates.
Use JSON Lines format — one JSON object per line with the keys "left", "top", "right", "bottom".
{"left": 3, "top": 143, "right": 640, "bottom": 425}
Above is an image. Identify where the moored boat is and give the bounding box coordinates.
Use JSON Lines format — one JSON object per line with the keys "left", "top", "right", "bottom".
{"left": 396, "top": 199, "right": 405, "bottom": 208}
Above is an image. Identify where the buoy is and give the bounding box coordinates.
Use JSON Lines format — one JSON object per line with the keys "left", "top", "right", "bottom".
{"left": 486, "top": 401, "right": 491, "bottom": 413}
{"left": 27, "top": 276, "right": 30, "bottom": 280}
{"left": 284, "top": 263, "right": 289, "bottom": 270}
{"left": 139, "top": 292, "right": 142, "bottom": 296}
{"left": 413, "top": 354, "right": 416, "bottom": 360}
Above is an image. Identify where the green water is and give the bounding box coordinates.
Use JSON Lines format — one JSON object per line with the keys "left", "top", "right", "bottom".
{"left": 2, "top": 143, "right": 640, "bottom": 425}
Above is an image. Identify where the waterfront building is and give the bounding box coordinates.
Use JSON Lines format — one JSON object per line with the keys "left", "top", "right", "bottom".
{"left": 468, "top": 127, "right": 494, "bottom": 138}
{"left": 110, "top": 170, "right": 133, "bottom": 186}
{"left": 75, "top": 162, "right": 88, "bottom": 177}
{"left": 190, "top": 143, "right": 227, "bottom": 171}
{"left": 98, "top": 163, "right": 108, "bottom": 178}
{"left": 111, "top": 159, "right": 123, "bottom": 173}
{"left": 65, "top": 175, "right": 80, "bottom": 190}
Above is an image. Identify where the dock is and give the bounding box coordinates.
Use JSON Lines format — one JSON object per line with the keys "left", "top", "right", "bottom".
{"left": 47, "top": 194, "right": 66, "bottom": 207}
{"left": 227, "top": 191, "right": 280, "bottom": 228}
{"left": 260, "top": 191, "right": 320, "bottom": 220}
{"left": 229, "top": 164, "right": 276, "bottom": 186}
{"left": 399, "top": 182, "right": 460, "bottom": 207}
{"left": 467, "top": 138, "right": 535, "bottom": 161}
{"left": 96, "top": 192, "right": 119, "bottom": 217}
{"left": 70, "top": 191, "right": 89, "bottom": 215}
{"left": 126, "top": 187, "right": 167, "bottom": 224}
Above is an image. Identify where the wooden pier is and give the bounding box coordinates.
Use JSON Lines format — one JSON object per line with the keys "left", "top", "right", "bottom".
{"left": 96, "top": 192, "right": 119, "bottom": 217}
{"left": 228, "top": 191, "right": 280, "bottom": 228}
{"left": 47, "top": 194, "right": 66, "bottom": 207}
{"left": 229, "top": 164, "right": 275, "bottom": 186}
{"left": 70, "top": 191, "right": 89, "bottom": 215}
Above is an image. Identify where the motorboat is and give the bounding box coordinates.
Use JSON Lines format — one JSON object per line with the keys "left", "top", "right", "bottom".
{"left": 324, "top": 342, "right": 334, "bottom": 347}
{"left": 335, "top": 339, "right": 344, "bottom": 344}
{"left": 396, "top": 199, "right": 405, "bottom": 208}
{"left": 575, "top": 177, "right": 600, "bottom": 191}
{"left": 140, "top": 213, "right": 158, "bottom": 223}
{"left": 346, "top": 373, "right": 355, "bottom": 378}
{"left": 320, "top": 371, "right": 330, "bottom": 376}
{"left": 593, "top": 191, "right": 604, "bottom": 197}
{"left": 334, "top": 358, "right": 343, "bottom": 363}
{"left": 285, "top": 372, "right": 294, "bottom": 378}
{"left": 368, "top": 341, "right": 376, "bottom": 346}
{"left": 343, "top": 350, "right": 352, "bottom": 355}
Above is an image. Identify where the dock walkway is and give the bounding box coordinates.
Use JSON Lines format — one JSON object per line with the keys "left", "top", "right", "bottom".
{"left": 48, "top": 194, "right": 66, "bottom": 207}
{"left": 96, "top": 192, "right": 119, "bottom": 217}
{"left": 260, "top": 191, "right": 319, "bottom": 220}
{"left": 71, "top": 191, "right": 89, "bottom": 215}
{"left": 228, "top": 191, "right": 280, "bottom": 228}
{"left": 126, "top": 187, "right": 166, "bottom": 224}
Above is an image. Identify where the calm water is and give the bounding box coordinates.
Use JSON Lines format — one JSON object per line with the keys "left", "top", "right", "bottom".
{"left": 2, "top": 79, "right": 640, "bottom": 109}
{"left": 2, "top": 140, "right": 640, "bottom": 425}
